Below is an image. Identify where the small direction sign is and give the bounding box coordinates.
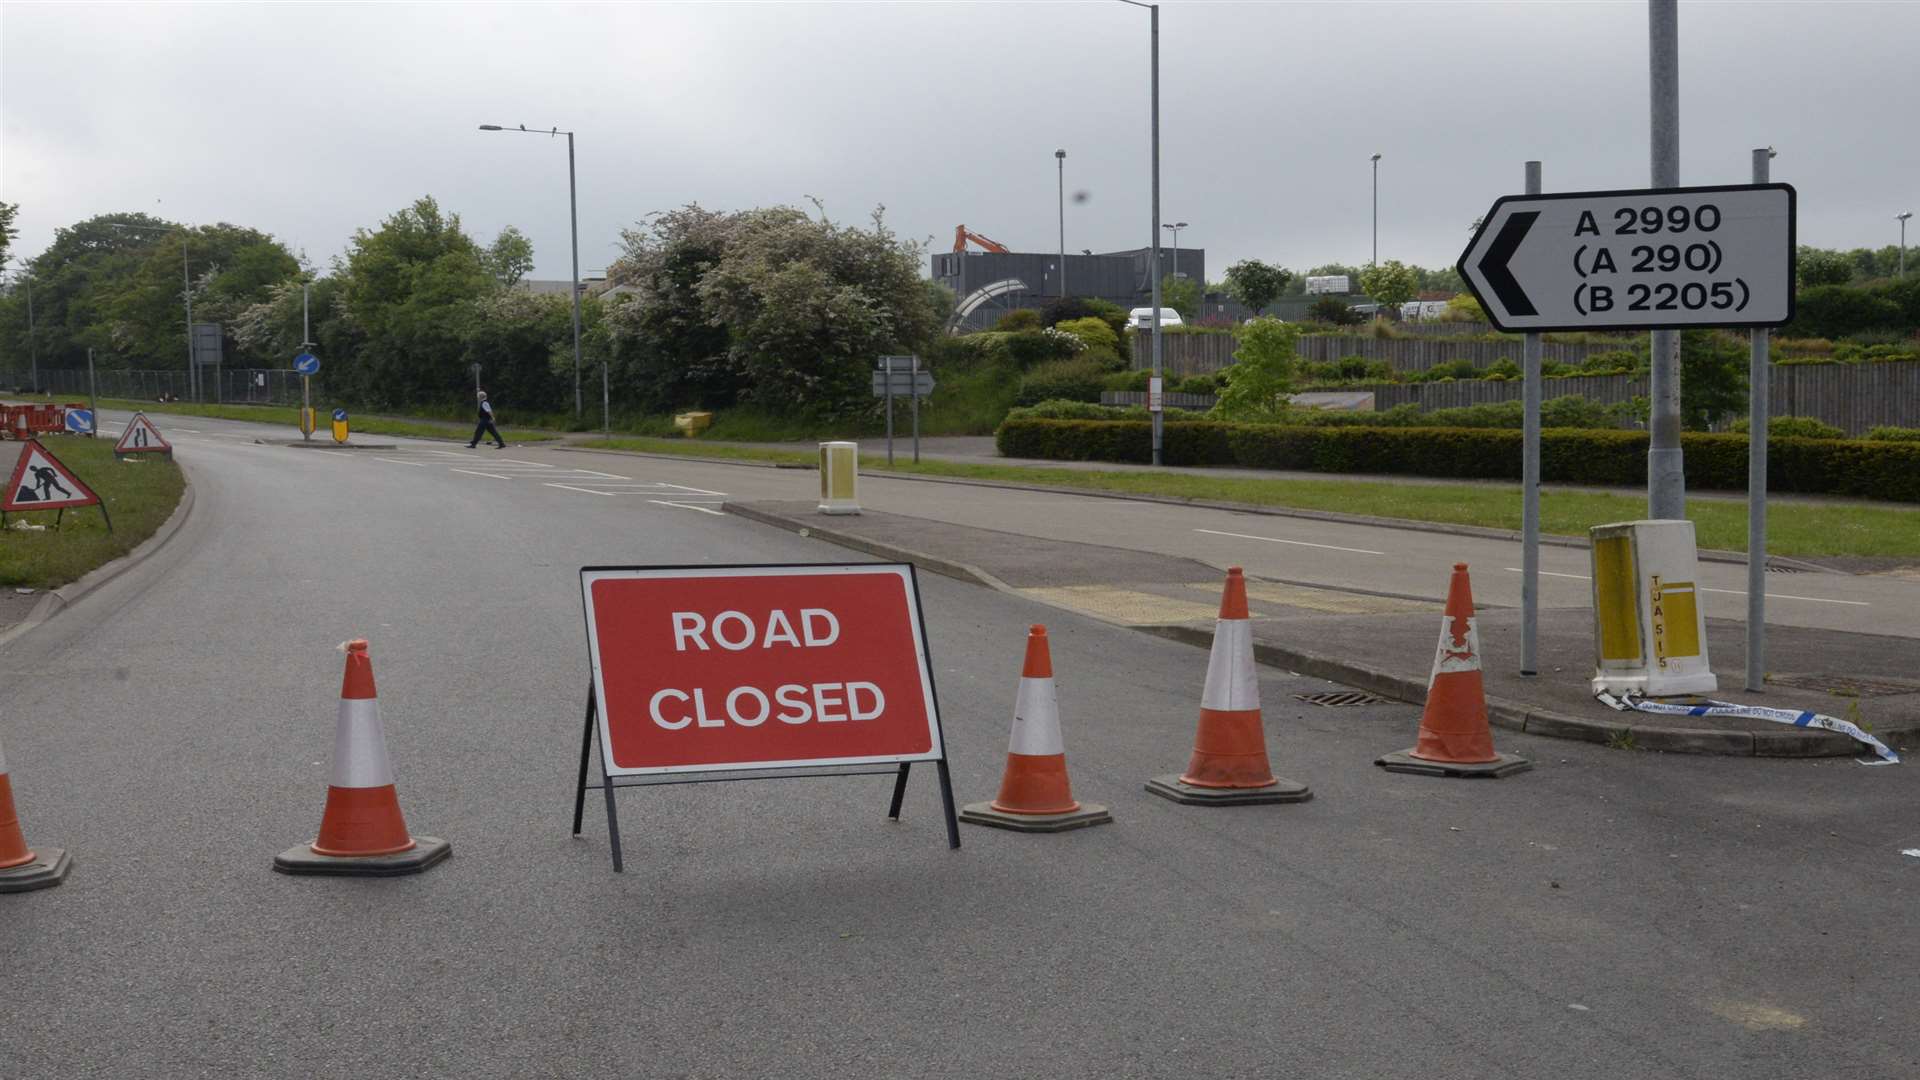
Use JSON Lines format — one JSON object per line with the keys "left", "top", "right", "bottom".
{"left": 871, "top": 371, "right": 935, "bottom": 398}
{"left": 294, "top": 352, "right": 320, "bottom": 376}
{"left": 64, "top": 409, "right": 94, "bottom": 435}
{"left": 1458, "top": 183, "right": 1795, "bottom": 333}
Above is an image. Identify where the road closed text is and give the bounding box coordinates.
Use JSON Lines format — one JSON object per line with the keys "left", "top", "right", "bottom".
{"left": 583, "top": 566, "right": 943, "bottom": 773}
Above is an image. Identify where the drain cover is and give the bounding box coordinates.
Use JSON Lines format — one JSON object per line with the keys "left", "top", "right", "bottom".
{"left": 1294, "top": 690, "right": 1388, "bottom": 707}
{"left": 1767, "top": 673, "right": 1920, "bottom": 698}
{"left": 1765, "top": 564, "right": 1806, "bottom": 574}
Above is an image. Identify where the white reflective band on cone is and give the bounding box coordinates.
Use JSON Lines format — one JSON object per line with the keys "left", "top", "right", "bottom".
{"left": 1008, "top": 677, "right": 1064, "bottom": 756}
{"left": 332, "top": 697, "right": 398, "bottom": 787}
{"left": 1202, "top": 619, "right": 1259, "bottom": 712}
{"left": 1596, "top": 692, "right": 1900, "bottom": 765}
{"left": 1431, "top": 615, "right": 1481, "bottom": 679}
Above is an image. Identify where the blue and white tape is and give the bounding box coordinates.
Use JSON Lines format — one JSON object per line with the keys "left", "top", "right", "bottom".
{"left": 1595, "top": 691, "right": 1900, "bottom": 765}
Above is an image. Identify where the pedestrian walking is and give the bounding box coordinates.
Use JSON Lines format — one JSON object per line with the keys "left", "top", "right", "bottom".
{"left": 469, "top": 390, "right": 506, "bottom": 449}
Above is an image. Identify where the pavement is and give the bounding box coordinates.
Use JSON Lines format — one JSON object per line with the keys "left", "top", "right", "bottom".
{"left": 4, "top": 407, "right": 1919, "bottom": 1079}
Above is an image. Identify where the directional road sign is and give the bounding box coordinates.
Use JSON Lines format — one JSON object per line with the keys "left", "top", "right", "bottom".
{"left": 64, "top": 409, "right": 93, "bottom": 435}
{"left": 1458, "top": 183, "right": 1795, "bottom": 333}
{"left": 294, "top": 353, "right": 320, "bottom": 376}
{"left": 871, "top": 371, "right": 935, "bottom": 398}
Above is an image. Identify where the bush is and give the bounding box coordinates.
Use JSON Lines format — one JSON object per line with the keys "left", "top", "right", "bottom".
{"left": 994, "top": 308, "right": 1043, "bottom": 332}
{"left": 1579, "top": 349, "right": 1642, "bottom": 375}
{"left": 1014, "top": 357, "right": 1110, "bottom": 406}
{"left": 1055, "top": 317, "right": 1122, "bottom": 368}
{"left": 1864, "top": 426, "right": 1920, "bottom": 442}
{"left": 1728, "top": 416, "right": 1846, "bottom": 440}
{"left": 1173, "top": 373, "right": 1221, "bottom": 395}
{"left": 1482, "top": 359, "right": 1521, "bottom": 381}
{"left": 1307, "top": 297, "right": 1364, "bottom": 326}
{"left": 1003, "top": 328, "right": 1084, "bottom": 368}
{"left": 1410, "top": 359, "right": 1482, "bottom": 383}
{"left": 1299, "top": 355, "right": 1396, "bottom": 385}
{"left": 993, "top": 420, "right": 1920, "bottom": 501}
{"left": 1791, "top": 285, "right": 1903, "bottom": 339}
{"left": 1103, "top": 369, "right": 1151, "bottom": 392}
{"left": 1441, "top": 293, "right": 1486, "bottom": 323}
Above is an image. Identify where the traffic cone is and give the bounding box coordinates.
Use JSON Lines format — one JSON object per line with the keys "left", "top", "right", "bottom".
{"left": 961, "top": 625, "right": 1112, "bottom": 833}
{"left": 0, "top": 732, "right": 71, "bottom": 893}
{"left": 274, "top": 640, "right": 451, "bottom": 876}
{"left": 1147, "top": 567, "right": 1311, "bottom": 806}
{"left": 1376, "top": 564, "right": 1531, "bottom": 778}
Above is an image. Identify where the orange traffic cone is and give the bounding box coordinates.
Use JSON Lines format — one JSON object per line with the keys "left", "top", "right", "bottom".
{"left": 0, "top": 732, "right": 71, "bottom": 893}
{"left": 961, "top": 626, "right": 1112, "bottom": 832}
{"left": 1377, "top": 564, "right": 1531, "bottom": 778}
{"left": 274, "top": 640, "right": 451, "bottom": 875}
{"left": 1147, "top": 567, "right": 1311, "bottom": 806}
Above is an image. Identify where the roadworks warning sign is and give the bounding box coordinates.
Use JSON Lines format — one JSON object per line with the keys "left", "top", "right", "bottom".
{"left": 115, "top": 412, "right": 171, "bottom": 455}
{"left": 3, "top": 440, "right": 100, "bottom": 511}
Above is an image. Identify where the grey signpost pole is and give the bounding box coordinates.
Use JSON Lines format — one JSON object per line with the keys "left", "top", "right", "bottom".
{"left": 885, "top": 365, "right": 895, "bottom": 468}
{"left": 184, "top": 237, "right": 197, "bottom": 403}
{"left": 1149, "top": 3, "right": 1163, "bottom": 466}
{"left": 911, "top": 355, "right": 921, "bottom": 464}
{"left": 1746, "top": 148, "right": 1773, "bottom": 692}
{"left": 1056, "top": 150, "right": 1067, "bottom": 300}
{"left": 87, "top": 347, "right": 98, "bottom": 437}
{"left": 1521, "top": 160, "right": 1543, "bottom": 676}
{"left": 24, "top": 280, "right": 36, "bottom": 392}
{"left": 302, "top": 283, "right": 314, "bottom": 442}
{"left": 1647, "top": 0, "right": 1684, "bottom": 519}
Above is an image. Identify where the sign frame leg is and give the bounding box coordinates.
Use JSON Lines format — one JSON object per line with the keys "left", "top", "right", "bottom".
{"left": 571, "top": 682, "right": 625, "bottom": 872}
{"left": 887, "top": 762, "right": 911, "bottom": 820}
{"left": 934, "top": 759, "right": 960, "bottom": 850}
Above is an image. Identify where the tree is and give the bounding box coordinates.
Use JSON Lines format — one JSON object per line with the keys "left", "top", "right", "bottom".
{"left": 1223, "top": 259, "right": 1291, "bottom": 318}
{"left": 1357, "top": 259, "right": 1418, "bottom": 318}
{"left": 1159, "top": 274, "right": 1199, "bottom": 319}
{"left": 0, "top": 201, "right": 17, "bottom": 273}
{"left": 1442, "top": 292, "right": 1486, "bottom": 323}
{"left": 1796, "top": 248, "right": 1853, "bottom": 288}
{"left": 485, "top": 226, "right": 535, "bottom": 287}
{"left": 1210, "top": 318, "right": 1299, "bottom": 421}
{"left": 1307, "top": 296, "right": 1363, "bottom": 326}
{"left": 1678, "top": 329, "right": 1747, "bottom": 431}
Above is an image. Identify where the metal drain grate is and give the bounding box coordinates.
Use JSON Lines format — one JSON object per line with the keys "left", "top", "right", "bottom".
{"left": 1765, "top": 564, "right": 1806, "bottom": 574}
{"left": 1294, "top": 690, "right": 1389, "bottom": 707}
{"left": 1766, "top": 674, "right": 1920, "bottom": 698}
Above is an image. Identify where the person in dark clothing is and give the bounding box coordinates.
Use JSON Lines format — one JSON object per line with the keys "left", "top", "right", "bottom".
{"left": 468, "top": 390, "right": 506, "bottom": 448}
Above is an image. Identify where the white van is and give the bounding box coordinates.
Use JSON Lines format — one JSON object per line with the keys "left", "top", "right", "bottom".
{"left": 1127, "top": 307, "right": 1185, "bottom": 330}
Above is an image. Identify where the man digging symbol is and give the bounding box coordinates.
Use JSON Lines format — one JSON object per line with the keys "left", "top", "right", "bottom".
{"left": 28, "top": 464, "right": 72, "bottom": 503}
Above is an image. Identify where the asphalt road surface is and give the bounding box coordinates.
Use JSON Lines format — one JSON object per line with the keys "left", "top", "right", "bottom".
{"left": 2, "top": 411, "right": 1914, "bottom": 1079}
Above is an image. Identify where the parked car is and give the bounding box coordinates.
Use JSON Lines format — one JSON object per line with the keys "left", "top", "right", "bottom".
{"left": 1126, "top": 307, "right": 1185, "bottom": 329}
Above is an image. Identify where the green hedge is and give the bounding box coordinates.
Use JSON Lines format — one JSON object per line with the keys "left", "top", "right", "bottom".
{"left": 993, "top": 420, "right": 1920, "bottom": 502}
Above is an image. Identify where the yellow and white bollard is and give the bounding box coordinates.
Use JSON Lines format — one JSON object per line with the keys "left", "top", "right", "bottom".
{"left": 1589, "top": 520, "right": 1717, "bottom": 697}
{"left": 818, "top": 441, "right": 860, "bottom": 515}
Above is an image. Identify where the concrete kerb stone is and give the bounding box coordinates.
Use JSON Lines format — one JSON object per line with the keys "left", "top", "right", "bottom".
{"left": 724, "top": 503, "right": 1887, "bottom": 759}
{"left": 0, "top": 461, "right": 198, "bottom": 651}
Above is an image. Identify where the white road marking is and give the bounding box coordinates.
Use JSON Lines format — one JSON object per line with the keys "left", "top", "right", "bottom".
{"left": 495, "top": 459, "right": 553, "bottom": 467}
{"left": 374, "top": 457, "right": 428, "bottom": 467}
{"left": 450, "top": 468, "right": 513, "bottom": 480}
{"left": 1194, "top": 528, "right": 1385, "bottom": 556}
{"left": 658, "top": 482, "right": 726, "bottom": 495}
{"left": 568, "top": 469, "right": 631, "bottom": 480}
{"left": 1499, "top": 567, "right": 1869, "bottom": 606}
{"left": 544, "top": 483, "right": 616, "bottom": 497}
{"left": 649, "top": 500, "right": 726, "bottom": 516}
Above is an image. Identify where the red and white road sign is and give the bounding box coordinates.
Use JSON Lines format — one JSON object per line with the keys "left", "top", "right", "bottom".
{"left": 3, "top": 440, "right": 100, "bottom": 512}
{"left": 581, "top": 564, "right": 945, "bottom": 776}
{"left": 115, "top": 412, "right": 171, "bottom": 455}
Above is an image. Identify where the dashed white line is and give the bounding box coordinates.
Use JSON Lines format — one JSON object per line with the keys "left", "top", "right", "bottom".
{"left": 1194, "top": 528, "right": 1385, "bottom": 556}
{"left": 570, "top": 469, "right": 631, "bottom": 480}
{"left": 544, "top": 483, "right": 616, "bottom": 496}
{"left": 1499, "top": 567, "right": 1869, "bottom": 606}
{"left": 648, "top": 500, "right": 726, "bottom": 516}
{"left": 450, "top": 468, "right": 513, "bottom": 480}
{"left": 374, "top": 457, "right": 428, "bottom": 467}
{"left": 495, "top": 459, "right": 553, "bottom": 467}
{"left": 657, "top": 482, "right": 727, "bottom": 496}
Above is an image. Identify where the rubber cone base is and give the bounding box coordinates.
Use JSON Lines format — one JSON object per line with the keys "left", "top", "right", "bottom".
{"left": 960, "top": 801, "right": 1113, "bottom": 833}
{"left": 1375, "top": 749, "right": 1532, "bottom": 779}
{"left": 1145, "top": 775, "right": 1312, "bottom": 806}
{"left": 274, "top": 836, "right": 451, "bottom": 877}
{"left": 0, "top": 847, "right": 70, "bottom": 893}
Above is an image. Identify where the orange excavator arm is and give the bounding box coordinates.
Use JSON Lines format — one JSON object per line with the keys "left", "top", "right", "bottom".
{"left": 953, "top": 224, "right": 1011, "bottom": 254}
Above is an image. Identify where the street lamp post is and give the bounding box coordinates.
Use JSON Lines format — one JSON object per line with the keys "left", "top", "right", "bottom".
{"left": 1900, "top": 212, "right": 1913, "bottom": 277}
{"left": 479, "top": 124, "right": 588, "bottom": 427}
{"left": 1118, "top": 0, "right": 1162, "bottom": 465}
{"left": 1371, "top": 153, "right": 1382, "bottom": 264}
{"left": 1162, "top": 221, "right": 1187, "bottom": 282}
{"left": 1055, "top": 149, "right": 1067, "bottom": 300}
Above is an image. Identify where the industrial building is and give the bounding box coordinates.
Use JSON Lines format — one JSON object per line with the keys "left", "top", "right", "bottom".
{"left": 932, "top": 230, "right": 1207, "bottom": 331}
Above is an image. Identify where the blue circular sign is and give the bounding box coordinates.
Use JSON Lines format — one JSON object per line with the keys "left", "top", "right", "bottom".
{"left": 331, "top": 408, "right": 348, "bottom": 422}
{"left": 65, "top": 409, "right": 94, "bottom": 434}
{"left": 294, "top": 353, "right": 321, "bottom": 376}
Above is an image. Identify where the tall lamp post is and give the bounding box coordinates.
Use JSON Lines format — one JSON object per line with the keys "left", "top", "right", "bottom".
{"left": 2, "top": 271, "right": 37, "bottom": 391}
{"left": 1370, "top": 153, "right": 1382, "bottom": 264}
{"left": 1162, "top": 221, "right": 1188, "bottom": 282}
{"left": 1900, "top": 211, "right": 1913, "bottom": 277}
{"left": 109, "top": 221, "right": 196, "bottom": 401}
{"left": 1117, "top": 0, "right": 1162, "bottom": 465}
{"left": 1055, "top": 149, "right": 1068, "bottom": 299}
{"left": 478, "top": 123, "right": 588, "bottom": 428}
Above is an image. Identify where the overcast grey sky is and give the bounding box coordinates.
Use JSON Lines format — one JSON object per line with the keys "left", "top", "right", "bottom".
{"left": 4, "top": 1, "right": 1916, "bottom": 282}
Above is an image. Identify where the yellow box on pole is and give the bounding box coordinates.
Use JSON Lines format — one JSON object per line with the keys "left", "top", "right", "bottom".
{"left": 672, "top": 411, "right": 712, "bottom": 437}
{"left": 1588, "top": 520, "right": 1716, "bottom": 696}
{"left": 817, "top": 441, "right": 860, "bottom": 515}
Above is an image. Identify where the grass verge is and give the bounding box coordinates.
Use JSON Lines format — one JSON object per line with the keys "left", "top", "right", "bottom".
{"left": 571, "top": 437, "right": 1920, "bottom": 558}
{"left": 93, "top": 398, "right": 563, "bottom": 444}
{"left": 0, "top": 436, "right": 186, "bottom": 589}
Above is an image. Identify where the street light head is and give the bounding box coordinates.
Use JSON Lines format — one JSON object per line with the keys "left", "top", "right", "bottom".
{"left": 478, "top": 124, "right": 504, "bottom": 131}
{"left": 1371, "top": 153, "right": 1382, "bottom": 162}
{"left": 1055, "top": 149, "right": 1066, "bottom": 159}
{"left": 1900, "top": 212, "right": 1914, "bottom": 222}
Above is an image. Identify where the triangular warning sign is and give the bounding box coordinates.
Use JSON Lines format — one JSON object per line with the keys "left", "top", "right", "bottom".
{"left": 115, "top": 412, "right": 172, "bottom": 455}
{"left": 3, "top": 440, "right": 102, "bottom": 512}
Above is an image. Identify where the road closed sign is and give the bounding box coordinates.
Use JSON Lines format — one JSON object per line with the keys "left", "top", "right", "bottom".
{"left": 580, "top": 564, "right": 946, "bottom": 776}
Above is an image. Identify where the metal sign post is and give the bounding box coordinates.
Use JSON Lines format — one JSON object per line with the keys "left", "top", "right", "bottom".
{"left": 884, "top": 365, "right": 894, "bottom": 467}
{"left": 294, "top": 352, "right": 320, "bottom": 442}
{"left": 873, "top": 357, "right": 934, "bottom": 468}
{"left": 1746, "top": 148, "right": 1773, "bottom": 692}
{"left": 1520, "top": 161, "right": 1542, "bottom": 677}
{"left": 86, "top": 348, "right": 98, "bottom": 438}
{"left": 910, "top": 354, "right": 920, "bottom": 464}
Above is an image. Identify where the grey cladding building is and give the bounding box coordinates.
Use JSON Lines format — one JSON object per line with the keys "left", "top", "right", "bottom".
{"left": 932, "top": 246, "right": 1206, "bottom": 331}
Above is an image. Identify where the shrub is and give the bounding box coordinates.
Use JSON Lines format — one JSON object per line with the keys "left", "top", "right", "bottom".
{"left": 993, "top": 420, "right": 1920, "bottom": 501}
{"left": 1014, "top": 357, "right": 1109, "bottom": 406}
{"left": 1299, "top": 355, "right": 1396, "bottom": 385}
{"left": 1791, "top": 285, "right": 1903, "bottom": 339}
{"left": 1728, "top": 416, "right": 1845, "bottom": 440}
{"left": 1579, "top": 349, "right": 1642, "bottom": 375}
{"left": 994, "top": 308, "right": 1043, "bottom": 332}
{"left": 1482, "top": 359, "right": 1521, "bottom": 381}
{"left": 1864, "top": 426, "right": 1920, "bottom": 442}
{"left": 1055, "top": 317, "right": 1122, "bottom": 367}
{"left": 1410, "top": 359, "right": 1481, "bottom": 383}
{"left": 1210, "top": 318, "right": 1299, "bottom": 421}
{"left": 1003, "top": 328, "right": 1084, "bottom": 368}
{"left": 1441, "top": 293, "right": 1486, "bottom": 323}
{"left": 1103, "top": 369, "right": 1151, "bottom": 392}
{"left": 1173, "top": 372, "right": 1221, "bottom": 394}
{"left": 1307, "top": 297, "right": 1364, "bottom": 326}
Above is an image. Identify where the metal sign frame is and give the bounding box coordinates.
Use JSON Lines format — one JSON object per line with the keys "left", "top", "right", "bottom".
{"left": 570, "top": 562, "right": 961, "bottom": 872}
{"left": 1457, "top": 182, "right": 1796, "bottom": 334}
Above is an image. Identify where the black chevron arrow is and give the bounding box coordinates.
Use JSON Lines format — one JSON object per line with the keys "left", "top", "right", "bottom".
{"left": 1478, "top": 210, "right": 1538, "bottom": 317}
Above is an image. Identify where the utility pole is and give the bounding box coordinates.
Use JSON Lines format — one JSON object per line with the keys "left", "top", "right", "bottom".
{"left": 1150, "top": 2, "right": 1163, "bottom": 466}
{"left": 1056, "top": 149, "right": 1067, "bottom": 300}
{"left": 1900, "top": 211, "right": 1913, "bottom": 276}
{"left": 1646, "top": 0, "right": 1684, "bottom": 519}
{"left": 1371, "top": 153, "right": 1382, "bottom": 264}
{"left": 23, "top": 277, "right": 37, "bottom": 392}
{"left": 184, "top": 235, "right": 198, "bottom": 403}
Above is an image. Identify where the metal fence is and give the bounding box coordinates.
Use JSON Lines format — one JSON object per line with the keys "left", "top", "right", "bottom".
{"left": 1130, "top": 332, "right": 1633, "bottom": 375}
{"left": 23, "top": 368, "right": 309, "bottom": 406}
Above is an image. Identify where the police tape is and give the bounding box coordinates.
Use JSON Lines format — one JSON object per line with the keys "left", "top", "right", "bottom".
{"left": 1595, "top": 691, "right": 1900, "bottom": 764}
